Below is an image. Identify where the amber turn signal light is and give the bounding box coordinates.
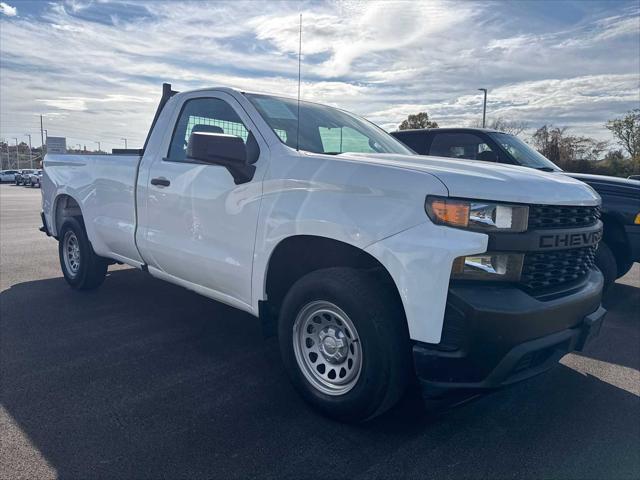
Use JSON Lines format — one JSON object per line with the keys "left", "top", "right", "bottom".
{"left": 427, "top": 199, "right": 470, "bottom": 228}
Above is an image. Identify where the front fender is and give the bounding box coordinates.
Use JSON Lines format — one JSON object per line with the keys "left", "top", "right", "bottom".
{"left": 365, "top": 222, "right": 487, "bottom": 344}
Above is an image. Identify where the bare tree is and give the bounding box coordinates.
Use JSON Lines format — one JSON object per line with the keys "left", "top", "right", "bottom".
{"left": 532, "top": 125, "right": 608, "bottom": 166}
{"left": 606, "top": 109, "right": 640, "bottom": 158}
{"left": 473, "top": 117, "right": 528, "bottom": 136}
{"left": 398, "top": 112, "right": 438, "bottom": 130}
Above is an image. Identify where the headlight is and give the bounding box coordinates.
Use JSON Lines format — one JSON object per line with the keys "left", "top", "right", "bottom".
{"left": 452, "top": 253, "right": 524, "bottom": 281}
{"left": 635, "top": 212, "right": 640, "bottom": 225}
{"left": 425, "top": 196, "right": 528, "bottom": 232}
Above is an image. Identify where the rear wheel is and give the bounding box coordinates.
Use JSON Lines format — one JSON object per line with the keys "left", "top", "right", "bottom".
{"left": 278, "top": 267, "right": 411, "bottom": 422}
{"left": 58, "top": 217, "right": 108, "bottom": 290}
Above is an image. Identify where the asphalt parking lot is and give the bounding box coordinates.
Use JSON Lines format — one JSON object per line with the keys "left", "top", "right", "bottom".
{"left": 1, "top": 183, "right": 639, "bottom": 480}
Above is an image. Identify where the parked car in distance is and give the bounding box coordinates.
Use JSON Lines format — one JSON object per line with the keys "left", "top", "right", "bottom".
{"left": 0, "top": 169, "right": 19, "bottom": 182}
{"left": 27, "top": 169, "right": 43, "bottom": 187}
{"left": 41, "top": 84, "right": 606, "bottom": 422}
{"left": 15, "top": 169, "right": 36, "bottom": 185}
{"left": 390, "top": 127, "right": 640, "bottom": 291}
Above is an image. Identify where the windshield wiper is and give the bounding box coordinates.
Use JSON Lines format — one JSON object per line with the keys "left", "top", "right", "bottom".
{"left": 535, "top": 167, "right": 556, "bottom": 172}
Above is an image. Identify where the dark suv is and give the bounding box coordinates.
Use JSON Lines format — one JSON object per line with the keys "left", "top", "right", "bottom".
{"left": 391, "top": 127, "right": 639, "bottom": 291}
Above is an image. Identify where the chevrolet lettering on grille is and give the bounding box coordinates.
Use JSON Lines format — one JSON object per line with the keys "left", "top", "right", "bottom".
{"left": 538, "top": 229, "right": 602, "bottom": 249}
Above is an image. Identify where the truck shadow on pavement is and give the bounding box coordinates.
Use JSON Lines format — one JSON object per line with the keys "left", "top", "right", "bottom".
{"left": 1, "top": 268, "right": 639, "bottom": 479}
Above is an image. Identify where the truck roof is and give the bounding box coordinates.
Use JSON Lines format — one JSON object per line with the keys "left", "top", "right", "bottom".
{"left": 172, "top": 86, "right": 333, "bottom": 109}
{"left": 391, "top": 127, "right": 504, "bottom": 135}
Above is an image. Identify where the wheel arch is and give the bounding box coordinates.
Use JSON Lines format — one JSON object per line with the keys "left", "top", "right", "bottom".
{"left": 260, "top": 234, "right": 406, "bottom": 335}
{"left": 53, "top": 193, "right": 84, "bottom": 237}
{"left": 600, "top": 212, "right": 631, "bottom": 268}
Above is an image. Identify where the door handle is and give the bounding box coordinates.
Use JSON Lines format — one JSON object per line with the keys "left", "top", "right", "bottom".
{"left": 151, "top": 177, "right": 170, "bottom": 187}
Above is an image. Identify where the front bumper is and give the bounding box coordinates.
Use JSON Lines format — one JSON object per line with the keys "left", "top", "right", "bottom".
{"left": 414, "top": 269, "right": 606, "bottom": 397}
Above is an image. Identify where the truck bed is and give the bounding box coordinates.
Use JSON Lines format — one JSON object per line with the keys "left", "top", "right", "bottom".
{"left": 42, "top": 153, "right": 145, "bottom": 266}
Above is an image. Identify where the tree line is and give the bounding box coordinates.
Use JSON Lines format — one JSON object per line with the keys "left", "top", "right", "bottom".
{"left": 397, "top": 109, "right": 640, "bottom": 178}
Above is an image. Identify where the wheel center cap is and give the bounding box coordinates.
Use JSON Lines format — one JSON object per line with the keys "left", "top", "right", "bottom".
{"left": 318, "top": 326, "right": 348, "bottom": 364}
{"left": 323, "top": 336, "right": 337, "bottom": 353}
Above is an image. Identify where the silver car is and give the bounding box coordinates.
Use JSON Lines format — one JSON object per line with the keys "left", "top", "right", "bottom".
{"left": 27, "top": 170, "right": 43, "bottom": 187}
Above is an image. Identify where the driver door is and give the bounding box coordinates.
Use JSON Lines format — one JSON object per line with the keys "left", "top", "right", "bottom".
{"left": 137, "top": 92, "right": 268, "bottom": 308}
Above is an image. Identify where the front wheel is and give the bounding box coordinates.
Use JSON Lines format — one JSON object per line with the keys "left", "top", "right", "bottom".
{"left": 58, "top": 217, "right": 108, "bottom": 290}
{"left": 278, "top": 267, "right": 411, "bottom": 422}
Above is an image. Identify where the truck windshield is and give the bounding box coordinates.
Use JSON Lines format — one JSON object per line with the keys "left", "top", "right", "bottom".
{"left": 489, "top": 132, "right": 561, "bottom": 171}
{"left": 245, "top": 93, "right": 414, "bottom": 156}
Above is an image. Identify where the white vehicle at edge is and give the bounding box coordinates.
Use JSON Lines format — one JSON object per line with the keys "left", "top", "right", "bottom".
{"left": 0, "top": 170, "right": 19, "bottom": 182}
{"left": 41, "top": 84, "right": 606, "bottom": 422}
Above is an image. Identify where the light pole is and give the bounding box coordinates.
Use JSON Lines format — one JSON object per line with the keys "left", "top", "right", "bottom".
{"left": 13, "top": 137, "right": 19, "bottom": 169}
{"left": 95, "top": 141, "right": 101, "bottom": 153}
{"left": 40, "top": 115, "right": 45, "bottom": 157}
{"left": 121, "top": 138, "right": 128, "bottom": 149}
{"left": 478, "top": 88, "right": 487, "bottom": 128}
{"left": 25, "top": 133, "right": 33, "bottom": 168}
{"left": 0, "top": 138, "right": 6, "bottom": 170}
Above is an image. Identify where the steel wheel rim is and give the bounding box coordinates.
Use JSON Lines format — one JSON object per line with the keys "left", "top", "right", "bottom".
{"left": 292, "top": 300, "right": 362, "bottom": 396}
{"left": 63, "top": 231, "right": 81, "bottom": 276}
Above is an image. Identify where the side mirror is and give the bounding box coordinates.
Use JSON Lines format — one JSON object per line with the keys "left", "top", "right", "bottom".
{"left": 187, "top": 132, "right": 256, "bottom": 184}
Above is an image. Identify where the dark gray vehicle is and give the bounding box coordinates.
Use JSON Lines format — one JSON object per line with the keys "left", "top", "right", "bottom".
{"left": 391, "top": 128, "right": 640, "bottom": 291}
{"left": 15, "top": 169, "right": 36, "bottom": 186}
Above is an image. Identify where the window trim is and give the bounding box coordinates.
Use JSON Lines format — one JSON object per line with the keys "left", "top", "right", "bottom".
{"left": 165, "top": 96, "right": 253, "bottom": 164}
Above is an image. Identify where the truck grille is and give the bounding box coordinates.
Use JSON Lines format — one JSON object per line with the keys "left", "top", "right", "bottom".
{"left": 521, "top": 245, "right": 597, "bottom": 291}
{"left": 528, "top": 205, "right": 600, "bottom": 230}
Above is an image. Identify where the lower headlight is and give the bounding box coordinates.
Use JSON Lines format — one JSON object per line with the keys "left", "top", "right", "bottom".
{"left": 451, "top": 253, "right": 524, "bottom": 281}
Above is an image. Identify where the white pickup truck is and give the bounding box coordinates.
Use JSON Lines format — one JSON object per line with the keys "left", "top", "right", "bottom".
{"left": 41, "top": 84, "right": 606, "bottom": 422}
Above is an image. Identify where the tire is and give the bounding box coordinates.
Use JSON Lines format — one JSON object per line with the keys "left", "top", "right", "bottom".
{"left": 615, "top": 257, "right": 634, "bottom": 279}
{"left": 58, "top": 217, "right": 108, "bottom": 290}
{"left": 595, "top": 242, "right": 617, "bottom": 293}
{"left": 278, "top": 267, "right": 411, "bottom": 422}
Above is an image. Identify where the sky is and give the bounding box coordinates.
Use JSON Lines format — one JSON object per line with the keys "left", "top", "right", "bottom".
{"left": 0, "top": 0, "right": 639, "bottom": 152}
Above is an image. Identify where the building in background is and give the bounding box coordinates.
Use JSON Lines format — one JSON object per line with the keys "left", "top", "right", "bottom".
{"left": 46, "top": 136, "right": 67, "bottom": 154}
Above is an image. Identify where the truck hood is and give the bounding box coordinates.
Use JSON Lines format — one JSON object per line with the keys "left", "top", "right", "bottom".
{"left": 336, "top": 153, "right": 601, "bottom": 206}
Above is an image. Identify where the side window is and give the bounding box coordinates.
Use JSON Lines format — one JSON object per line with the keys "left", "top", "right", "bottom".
{"left": 168, "top": 97, "right": 250, "bottom": 162}
{"left": 429, "top": 133, "right": 494, "bottom": 161}
{"left": 393, "top": 132, "right": 425, "bottom": 154}
{"left": 318, "top": 126, "right": 376, "bottom": 154}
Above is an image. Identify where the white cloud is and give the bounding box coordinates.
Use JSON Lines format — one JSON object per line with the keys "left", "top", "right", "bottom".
{"left": 36, "top": 98, "right": 89, "bottom": 112}
{"left": 250, "top": 1, "right": 476, "bottom": 78}
{"left": 0, "top": 1, "right": 638, "bottom": 149}
{"left": 0, "top": 2, "right": 16, "bottom": 17}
